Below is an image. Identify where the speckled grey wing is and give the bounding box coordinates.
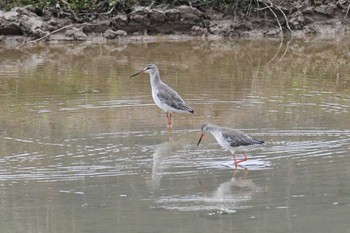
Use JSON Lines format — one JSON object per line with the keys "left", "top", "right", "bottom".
{"left": 222, "top": 131, "right": 264, "bottom": 147}
{"left": 157, "top": 84, "right": 194, "bottom": 113}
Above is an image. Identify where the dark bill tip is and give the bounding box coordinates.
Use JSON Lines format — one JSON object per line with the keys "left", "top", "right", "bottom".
{"left": 197, "top": 132, "right": 204, "bottom": 147}
{"left": 129, "top": 71, "right": 142, "bottom": 78}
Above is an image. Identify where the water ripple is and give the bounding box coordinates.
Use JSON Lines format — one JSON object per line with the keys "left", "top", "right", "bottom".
{"left": 1, "top": 129, "right": 349, "bottom": 184}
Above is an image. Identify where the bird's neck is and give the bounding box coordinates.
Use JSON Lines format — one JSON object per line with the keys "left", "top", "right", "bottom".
{"left": 150, "top": 71, "right": 161, "bottom": 87}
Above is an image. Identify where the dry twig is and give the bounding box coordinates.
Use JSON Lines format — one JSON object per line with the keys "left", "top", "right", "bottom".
{"left": 256, "top": 0, "right": 292, "bottom": 35}
{"left": 101, "top": 2, "right": 118, "bottom": 15}
{"left": 275, "top": 4, "right": 292, "bottom": 33}
{"left": 16, "top": 23, "right": 99, "bottom": 49}
{"left": 16, "top": 24, "right": 75, "bottom": 49}
{"left": 257, "top": 0, "right": 283, "bottom": 37}
{"left": 343, "top": 2, "right": 350, "bottom": 20}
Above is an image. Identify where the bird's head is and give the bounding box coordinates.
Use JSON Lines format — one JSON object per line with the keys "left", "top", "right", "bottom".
{"left": 143, "top": 64, "right": 157, "bottom": 74}
{"left": 129, "top": 64, "right": 158, "bottom": 78}
{"left": 197, "top": 123, "right": 210, "bottom": 146}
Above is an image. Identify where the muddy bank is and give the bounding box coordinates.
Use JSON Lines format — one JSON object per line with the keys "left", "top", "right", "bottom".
{"left": 1, "top": 1, "right": 350, "bottom": 43}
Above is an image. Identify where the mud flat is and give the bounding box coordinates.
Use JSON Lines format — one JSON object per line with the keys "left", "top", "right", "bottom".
{"left": 1, "top": 1, "right": 350, "bottom": 45}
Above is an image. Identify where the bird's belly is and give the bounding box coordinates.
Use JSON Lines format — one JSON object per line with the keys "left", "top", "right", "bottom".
{"left": 152, "top": 91, "right": 168, "bottom": 112}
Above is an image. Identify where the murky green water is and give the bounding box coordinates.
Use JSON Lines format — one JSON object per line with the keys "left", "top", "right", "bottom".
{"left": 1, "top": 37, "right": 350, "bottom": 233}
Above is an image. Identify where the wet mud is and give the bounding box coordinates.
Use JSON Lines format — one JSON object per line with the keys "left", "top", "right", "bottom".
{"left": 1, "top": 1, "right": 350, "bottom": 44}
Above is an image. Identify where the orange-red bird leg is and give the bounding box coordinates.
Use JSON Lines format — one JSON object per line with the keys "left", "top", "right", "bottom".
{"left": 233, "top": 154, "right": 238, "bottom": 169}
{"left": 166, "top": 112, "right": 172, "bottom": 128}
{"left": 236, "top": 151, "right": 248, "bottom": 164}
{"left": 233, "top": 151, "right": 248, "bottom": 168}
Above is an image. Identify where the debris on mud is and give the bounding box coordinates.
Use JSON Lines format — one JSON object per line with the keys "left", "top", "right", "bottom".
{"left": 0, "top": 0, "right": 349, "bottom": 43}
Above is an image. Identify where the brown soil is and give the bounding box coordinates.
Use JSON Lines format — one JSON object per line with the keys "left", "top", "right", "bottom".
{"left": 1, "top": 1, "right": 350, "bottom": 44}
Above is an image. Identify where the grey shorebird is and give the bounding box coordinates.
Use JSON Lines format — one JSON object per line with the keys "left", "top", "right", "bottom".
{"left": 130, "top": 64, "right": 194, "bottom": 128}
{"left": 197, "top": 123, "right": 265, "bottom": 169}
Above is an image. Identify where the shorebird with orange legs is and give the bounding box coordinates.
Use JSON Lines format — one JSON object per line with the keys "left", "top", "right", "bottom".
{"left": 130, "top": 64, "right": 194, "bottom": 128}
{"left": 197, "top": 123, "right": 265, "bottom": 169}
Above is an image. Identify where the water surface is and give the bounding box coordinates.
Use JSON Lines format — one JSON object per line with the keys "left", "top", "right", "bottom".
{"left": 0, "top": 37, "right": 350, "bottom": 233}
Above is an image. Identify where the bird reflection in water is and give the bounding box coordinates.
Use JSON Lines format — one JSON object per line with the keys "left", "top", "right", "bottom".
{"left": 146, "top": 133, "right": 194, "bottom": 190}
{"left": 198, "top": 169, "right": 267, "bottom": 203}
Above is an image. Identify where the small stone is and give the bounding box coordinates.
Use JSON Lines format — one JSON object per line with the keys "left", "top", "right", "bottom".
{"left": 65, "top": 27, "right": 87, "bottom": 41}
{"left": 115, "top": 30, "right": 127, "bottom": 37}
{"left": 191, "top": 26, "right": 207, "bottom": 36}
{"left": 32, "top": 28, "right": 48, "bottom": 38}
{"left": 103, "top": 29, "right": 127, "bottom": 39}
{"left": 315, "top": 4, "right": 336, "bottom": 17}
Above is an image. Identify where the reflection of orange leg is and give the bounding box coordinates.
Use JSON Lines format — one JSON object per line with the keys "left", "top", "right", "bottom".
{"left": 242, "top": 167, "right": 249, "bottom": 179}
{"left": 233, "top": 167, "right": 249, "bottom": 180}
{"left": 197, "top": 177, "right": 208, "bottom": 194}
{"left": 167, "top": 126, "right": 173, "bottom": 135}
{"left": 233, "top": 167, "right": 238, "bottom": 176}
{"left": 166, "top": 112, "right": 172, "bottom": 128}
{"left": 233, "top": 154, "right": 238, "bottom": 169}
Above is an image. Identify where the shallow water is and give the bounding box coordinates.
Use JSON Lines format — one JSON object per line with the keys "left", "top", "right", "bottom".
{"left": 1, "top": 37, "right": 350, "bottom": 233}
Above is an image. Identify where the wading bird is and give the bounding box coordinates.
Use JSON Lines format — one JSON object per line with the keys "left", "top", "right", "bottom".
{"left": 197, "top": 123, "right": 264, "bottom": 168}
{"left": 130, "top": 64, "right": 194, "bottom": 128}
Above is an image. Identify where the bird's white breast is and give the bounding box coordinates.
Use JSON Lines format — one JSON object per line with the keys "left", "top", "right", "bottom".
{"left": 212, "top": 131, "right": 231, "bottom": 150}
{"left": 152, "top": 89, "right": 167, "bottom": 112}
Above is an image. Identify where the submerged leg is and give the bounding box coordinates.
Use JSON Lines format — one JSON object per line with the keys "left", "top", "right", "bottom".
{"left": 242, "top": 168, "right": 249, "bottom": 179}
{"left": 166, "top": 112, "right": 172, "bottom": 128}
{"left": 241, "top": 151, "right": 248, "bottom": 161}
{"left": 233, "top": 167, "right": 249, "bottom": 179}
{"left": 232, "top": 154, "right": 238, "bottom": 169}
{"left": 169, "top": 113, "right": 172, "bottom": 128}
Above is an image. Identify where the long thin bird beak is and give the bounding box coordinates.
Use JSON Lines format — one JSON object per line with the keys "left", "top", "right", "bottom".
{"left": 197, "top": 132, "right": 205, "bottom": 146}
{"left": 129, "top": 70, "right": 143, "bottom": 78}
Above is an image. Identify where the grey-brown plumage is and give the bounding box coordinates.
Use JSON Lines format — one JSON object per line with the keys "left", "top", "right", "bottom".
{"left": 221, "top": 129, "right": 264, "bottom": 147}
{"left": 156, "top": 80, "right": 194, "bottom": 114}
